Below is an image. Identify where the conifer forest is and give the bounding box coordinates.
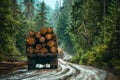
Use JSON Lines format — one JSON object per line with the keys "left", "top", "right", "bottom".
{"left": 0, "top": 0, "right": 120, "bottom": 79}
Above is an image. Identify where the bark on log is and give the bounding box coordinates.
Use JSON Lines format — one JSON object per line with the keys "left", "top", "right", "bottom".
{"left": 26, "top": 27, "right": 58, "bottom": 54}
{"left": 40, "top": 28, "right": 47, "bottom": 35}
{"left": 47, "top": 40, "right": 55, "bottom": 47}
{"left": 45, "top": 34, "right": 53, "bottom": 40}
{"left": 35, "top": 32, "right": 41, "bottom": 38}
{"left": 58, "top": 48, "right": 63, "bottom": 54}
{"left": 26, "top": 36, "right": 35, "bottom": 45}
{"left": 41, "top": 43, "right": 47, "bottom": 47}
{"left": 39, "top": 37, "right": 45, "bottom": 43}
{"left": 27, "top": 47, "right": 34, "bottom": 54}
{"left": 29, "top": 30, "right": 35, "bottom": 36}
{"left": 52, "top": 34, "right": 57, "bottom": 41}
{"left": 47, "top": 27, "right": 53, "bottom": 33}
{"left": 34, "top": 49, "right": 39, "bottom": 53}
{"left": 40, "top": 48, "right": 48, "bottom": 53}
{"left": 35, "top": 44, "right": 41, "bottom": 49}
{"left": 50, "top": 47, "right": 58, "bottom": 53}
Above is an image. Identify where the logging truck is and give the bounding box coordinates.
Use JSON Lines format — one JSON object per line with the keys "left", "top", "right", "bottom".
{"left": 26, "top": 27, "right": 59, "bottom": 69}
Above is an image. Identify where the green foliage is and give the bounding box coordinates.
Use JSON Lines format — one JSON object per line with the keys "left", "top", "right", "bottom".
{"left": 35, "top": 1, "right": 48, "bottom": 31}
{"left": 80, "top": 45, "right": 107, "bottom": 67}
{"left": 52, "top": 0, "right": 120, "bottom": 75}
{"left": 0, "top": 0, "right": 20, "bottom": 61}
{"left": 70, "top": 48, "right": 84, "bottom": 63}
{"left": 110, "top": 58, "right": 120, "bottom": 71}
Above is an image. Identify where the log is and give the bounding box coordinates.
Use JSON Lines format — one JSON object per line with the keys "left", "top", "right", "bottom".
{"left": 50, "top": 47, "right": 58, "bottom": 53}
{"left": 45, "top": 33, "right": 53, "bottom": 40}
{"left": 40, "top": 28, "right": 47, "bottom": 35}
{"left": 58, "top": 48, "right": 63, "bottom": 54}
{"left": 34, "top": 49, "right": 39, "bottom": 53}
{"left": 27, "top": 47, "right": 34, "bottom": 54}
{"left": 47, "top": 40, "right": 55, "bottom": 47}
{"left": 39, "top": 37, "right": 45, "bottom": 43}
{"left": 35, "top": 44, "right": 41, "bottom": 50}
{"left": 35, "top": 32, "right": 41, "bottom": 38}
{"left": 52, "top": 34, "right": 57, "bottom": 41}
{"left": 41, "top": 43, "right": 46, "bottom": 47}
{"left": 40, "top": 48, "right": 48, "bottom": 53}
{"left": 26, "top": 36, "right": 35, "bottom": 45}
{"left": 47, "top": 27, "right": 53, "bottom": 33}
{"left": 29, "top": 30, "right": 35, "bottom": 36}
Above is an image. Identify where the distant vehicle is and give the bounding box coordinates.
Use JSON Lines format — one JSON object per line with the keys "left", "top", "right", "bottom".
{"left": 58, "top": 48, "right": 64, "bottom": 59}
{"left": 26, "top": 27, "right": 58, "bottom": 70}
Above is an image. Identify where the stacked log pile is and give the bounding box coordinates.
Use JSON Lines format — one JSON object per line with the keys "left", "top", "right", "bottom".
{"left": 26, "top": 27, "right": 58, "bottom": 54}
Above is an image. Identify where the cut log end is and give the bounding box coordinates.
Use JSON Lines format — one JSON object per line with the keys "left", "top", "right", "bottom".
{"left": 40, "top": 28, "right": 47, "bottom": 35}
{"left": 45, "top": 34, "right": 53, "bottom": 40}
{"left": 36, "top": 44, "right": 41, "bottom": 49}
{"left": 39, "top": 37, "right": 45, "bottom": 43}
{"left": 47, "top": 40, "right": 56, "bottom": 47}
{"left": 47, "top": 27, "right": 53, "bottom": 33}
{"left": 50, "top": 47, "right": 58, "bottom": 53}
{"left": 35, "top": 32, "right": 41, "bottom": 38}
{"left": 27, "top": 47, "right": 34, "bottom": 54}
{"left": 40, "top": 48, "right": 48, "bottom": 54}
{"left": 26, "top": 36, "right": 35, "bottom": 46}
{"left": 29, "top": 30, "right": 35, "bottom": 36}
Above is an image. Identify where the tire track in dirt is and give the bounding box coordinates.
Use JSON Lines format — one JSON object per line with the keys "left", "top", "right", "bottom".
{"left": 0, "top": 58, "right": 107, "bottom": 80}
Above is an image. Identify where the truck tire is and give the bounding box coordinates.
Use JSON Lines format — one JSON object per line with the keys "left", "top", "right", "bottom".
{"left": 50, "top": 57, "right": 58, "bottom": 69}
{"left": 28, "top": 59, "right": 36, "bottom": 70}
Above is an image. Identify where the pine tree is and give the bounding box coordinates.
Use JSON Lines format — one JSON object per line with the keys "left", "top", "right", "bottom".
{"left": 103, "top": 0, "right": 120, "bottom": 72}
{"left": 0, "top": 0, "right": 20, "bottom": 61}
{"left": 24, "top": 0, "right": 34, "bottom": 18}
{"left": 35, "top": 1, "right": 48, "bottom": 30}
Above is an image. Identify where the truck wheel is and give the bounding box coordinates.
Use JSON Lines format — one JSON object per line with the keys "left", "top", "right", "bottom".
{"left": 50, "top": 58, "right": 58, "bottom": 69}
{"left": 28, "top": 59, "right": 36, "bottom": 70}
{"left": 50, "top": 65, "right": 58, "bottom": 69}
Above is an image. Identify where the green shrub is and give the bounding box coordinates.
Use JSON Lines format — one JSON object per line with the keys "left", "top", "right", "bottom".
{"left": 70, "top": 48, "right": 84, "bottom": 63}
{"left": 80, "top": 44, "right": 108, "bottom": 67}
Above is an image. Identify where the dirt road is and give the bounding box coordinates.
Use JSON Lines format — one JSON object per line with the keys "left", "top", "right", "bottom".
{"left": 0, "top": 57, "right": 107, "bottom": 80}
{"left": 1, "top": 53, "right": 118, "bottom": 80}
